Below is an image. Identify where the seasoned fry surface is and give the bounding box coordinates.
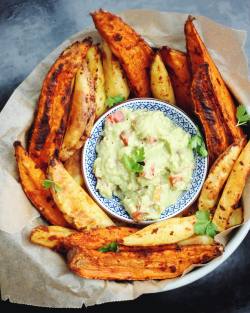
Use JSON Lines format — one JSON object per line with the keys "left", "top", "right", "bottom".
{"left": 14, "top": 142, "right": 68, "bottom": 226}
{"left": 91, "top": 9, "right": 153, "bottom": 97}
{"left": 191, "top": 63, "right": 229, "bottom": 164}
{"left": 160, "top": 47, "right": 192, "bottom": 115}
{"left": 28, "top": 39, "right": 91, "bottom": 169}
{"left": 185, "top": 16, "right": 244, "bottom": 143}
{"left": 68, "top": 244, "right": 222, "bottom": 280}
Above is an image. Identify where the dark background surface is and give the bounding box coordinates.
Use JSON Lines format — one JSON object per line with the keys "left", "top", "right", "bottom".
{"left": 0, "top": 0, "right": 250, "bottom": 312}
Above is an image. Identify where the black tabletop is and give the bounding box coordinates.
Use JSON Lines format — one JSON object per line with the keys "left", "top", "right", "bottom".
{"left": 1, "top": 1, "right": 250, "bottom": 312}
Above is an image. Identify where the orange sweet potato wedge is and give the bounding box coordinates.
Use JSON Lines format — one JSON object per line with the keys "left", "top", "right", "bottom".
{"left": 185, "top": 16, "right": 244, "bottom": 143}
{"left": 91, "top": 9, "right": 153, "bottom": 97}
{"left": 68, "top": 244, "right": 222, "bottom": 280}
{"left": 14, "top": 141, "right": 69, "bottom": 226}
{"left": 28, "top": 39, "right": 92, "bottom": 170}
{"left": 159, "top": 46, "right": 193, "bottom": 116}
{"left": 191, "top": 64, "right": 229, "bottom": 164}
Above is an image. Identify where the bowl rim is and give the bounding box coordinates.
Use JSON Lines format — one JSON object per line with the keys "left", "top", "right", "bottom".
{"left": 82, "top": 97, "right": 208, "bottom": 225}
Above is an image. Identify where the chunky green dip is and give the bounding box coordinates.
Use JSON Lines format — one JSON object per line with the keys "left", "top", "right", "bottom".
{"left": 94, "top": 109, "right": 194, "bottom": 221}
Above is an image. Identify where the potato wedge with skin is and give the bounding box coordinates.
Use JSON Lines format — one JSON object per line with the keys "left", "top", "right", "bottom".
{"left": 64, "top": 149, "right": 84, "bottom": 187}
{"left": 178, "top": 235, "right": 214, "bottom": 246}
{"left": 191, "top": 63, "right": 229, "bottom": 164}
{"left": 185, "top": 16, "right": 244, "bottom": 143}
{"left": 159, "top": 47, "right": 192, "bottom": 115}
{"left": 68, "top": 244, "right": 222, "bottom": 280}
{"left": 102, "top": 40, "right": 130, "bottom": 100}
{"left": 150, "top": 53, "right": 175, "bottom": 104}
{"left": 198, "top": 138, "right": 246, "bottom": 211}
{"left": 122, "top": 216, "right": 196, "bottom": 246}
{"left": 28, "top": 39, "right": 92, "bottom": 170}
{"left": 30, "top": 225, "right": 76, "bottom": 249}
{"left": 213, "top": 140, "right": 250, "bottom": 231}
{"left": 86, "top": 45, "right": 106, "bottom": 117}
{"left": 48, "top": 159, "right": 114, "bottom": 230}
{"left": 228, "top": 207, "right": 243, "bottom": 228}
{"left": 91, "top": 9, "right": 153, "bottom": 97}
{"left": 59, "top": 60, "right": 95, "bottom": 161}
{"left": 14, "top": 142, "right": 68, "bottom": 226}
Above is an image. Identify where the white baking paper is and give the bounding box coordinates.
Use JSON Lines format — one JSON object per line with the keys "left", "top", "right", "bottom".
{"left": 0, "top": 9, "right": 250, "bottom": 308}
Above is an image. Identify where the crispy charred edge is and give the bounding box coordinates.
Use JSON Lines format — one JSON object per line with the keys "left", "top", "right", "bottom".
{"left": 28, "top": 38, "right": 92, "bottom": 168}
{"left": 13, "top": 141, "right": 69, "bottom": 226}
{"left": 91, "top": 9, "right": 153, "bottom": 97}
{"left": 185, "top": 16, "right": 244, "bottom": 143}
{"left": 67, "top": 244, "right": 223, "bottom": 280}
{"left": 191, "top": 63, "right": 229, "bottom": 164}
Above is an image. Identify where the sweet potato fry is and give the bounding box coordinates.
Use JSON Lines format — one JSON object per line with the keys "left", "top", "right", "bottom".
{"left": 91, "top": 9, "right": 153, "bottom": 97}
{"left": 185, "top": 16, "right": 244, "bottom": 143}
{"left": 213, "top": 140, "right": 250, "bottom": 231}
{"left": 48, "top": 159, "right": 114, "bottom": 230}
{"left": 191, "top": 63, "right": 229, "bottom": 164}
{"left": 59, "top": 60, "right": 95, "bottom": 161}
{"left": 68, "top": 244, "right": 222, "bottom": 280}
{"left": 64, "top": 149, "right": 84, "bottom": 187}
{"left": 159, "top": 47, "right": 192, "bottom": 115}
{"left": 198, "top": 138, "right": 246, "bottom": 211}
{"left": 14, "top": 141, "right": 68, "bottom": 226}
{"left": 28, "top": 39, "right": 92, "bottom": 170}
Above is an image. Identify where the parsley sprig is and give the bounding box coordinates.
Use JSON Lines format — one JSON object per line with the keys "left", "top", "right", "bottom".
{"left": 42, "top": 179, "right": 61, "bottom": 193}
{"left": 98, "top": 242, "right": 119, "bottom": 253}
{"left": 194, "top": 211, "right": 217, "bottom": 238}
{"left": 122, "top": 147, "right": 145, "bottom": 173}
{"left": 236, "top": 104, "right": 250, "bottom": 126}
{"left": 106, "top": 95, "right": 125, "bottom": 108}
{"left": 189, "top": 131, "right": 208, "bottom": 157}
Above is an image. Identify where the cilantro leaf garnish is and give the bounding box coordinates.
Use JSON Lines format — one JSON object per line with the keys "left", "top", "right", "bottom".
{"left": 236, "top": 104, "right": 250, "bottom": 126}
{"left": 189, "top": 131, "right": 208, "bottom": 157}
{"left": 106, "top": 95, "right": 125, "bottom": 108}
{"left": 98, "top": 242, "right": 119, "bottom": 253}
{"left": 42, "top": 179, "right": 61, "bottom": 193}
{"left": 122, "top": 147, "right": 145, "bottom": 173}
{"left": 194, "top": 210, "right": 217, "bottom": 238}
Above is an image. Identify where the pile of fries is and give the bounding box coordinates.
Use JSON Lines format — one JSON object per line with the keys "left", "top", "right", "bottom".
{"left": 13, "top": 10, "right": 250, "bottom": 281}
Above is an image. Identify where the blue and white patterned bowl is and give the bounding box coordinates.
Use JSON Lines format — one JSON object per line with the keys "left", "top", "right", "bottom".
{"left": 82, "top": 98, "right": 208, "bottom": 225}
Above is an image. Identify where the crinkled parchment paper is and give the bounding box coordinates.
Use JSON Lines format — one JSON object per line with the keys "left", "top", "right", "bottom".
{"left": 0, "top": 9, "right": 250, "bottom": 308}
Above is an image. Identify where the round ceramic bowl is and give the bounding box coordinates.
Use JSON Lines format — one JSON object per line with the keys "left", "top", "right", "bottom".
{"left": 82, "top": 98, "right": 208, "bottom": 224}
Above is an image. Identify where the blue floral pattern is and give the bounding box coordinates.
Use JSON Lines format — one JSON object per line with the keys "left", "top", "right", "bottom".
{"left": 82, "top": 99, "right": 208, "bottom": 224}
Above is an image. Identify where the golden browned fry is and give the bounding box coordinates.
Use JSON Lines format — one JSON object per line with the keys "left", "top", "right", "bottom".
{"left": 68, "top": 244, "right": 222, "bottom": 280}
{"left": 227, "top": 207, "right": 243, "bottom": 228}
{"left": 159, "top": 47, "right": 192, "bottom": 115}
{"left": 185, "top": 16, "right": 244, "bottom": 143}
{"left": 91, "top": 9, "right": 153, "bottom": 97}
{"left": 213, "top": 140, "right": 250, "bottom": 231}
{"left": 14, "top": 141, "right": 68, "bottom": 227}
{"left": 48, "top": 159, "right": 114, "bottom": 230}
{"left": 30, "top": 225, "right": 76, "bottom": 249}
{"left": 64, "top": 149, "right": 84, "bottom": 187}
{"left": 191, "top": 63, "right": 229, "bottom": 164}
{"left": 59, "top": 60, "right": 95, "bottom": 161}
{"left": 122, "top": 216, "right": 196, "bottom": 246}
{"left": 178, "top": 235, "right": 214, "bottom": 246}
{"left": 150, "top": 52, "right": 175, "bottom": 104}
{"left": 28, "top": 39, "right": 92, "bottom": 170}
{"left": 198, "top": 138, "right": 246, "bottom": 211}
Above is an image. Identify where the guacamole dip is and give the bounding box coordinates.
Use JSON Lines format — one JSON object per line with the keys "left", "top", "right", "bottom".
{"left": 94, "top": 109, "right": 194, "bottom": 221}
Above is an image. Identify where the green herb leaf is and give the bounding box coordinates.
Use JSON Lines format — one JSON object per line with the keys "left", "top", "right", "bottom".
{"left": 194, "top": 210, "right": 217, "bottom": 238}
{"left": 122, "top": 147, "right": 145, "bottom": 173}
{"left": 106, "top": 96, "right": 125, "bottom": 108}
{"left": 236, "top": 104, "right": 250, "bottom": 126}
{"left": 189, "top": 131, "right": 208, "bottom": 158}
{"left": 42, "top": 179, "right": 61, "bottom": 193}
{"left": 98, "top": 242, "right": 119, "bottom": 253}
